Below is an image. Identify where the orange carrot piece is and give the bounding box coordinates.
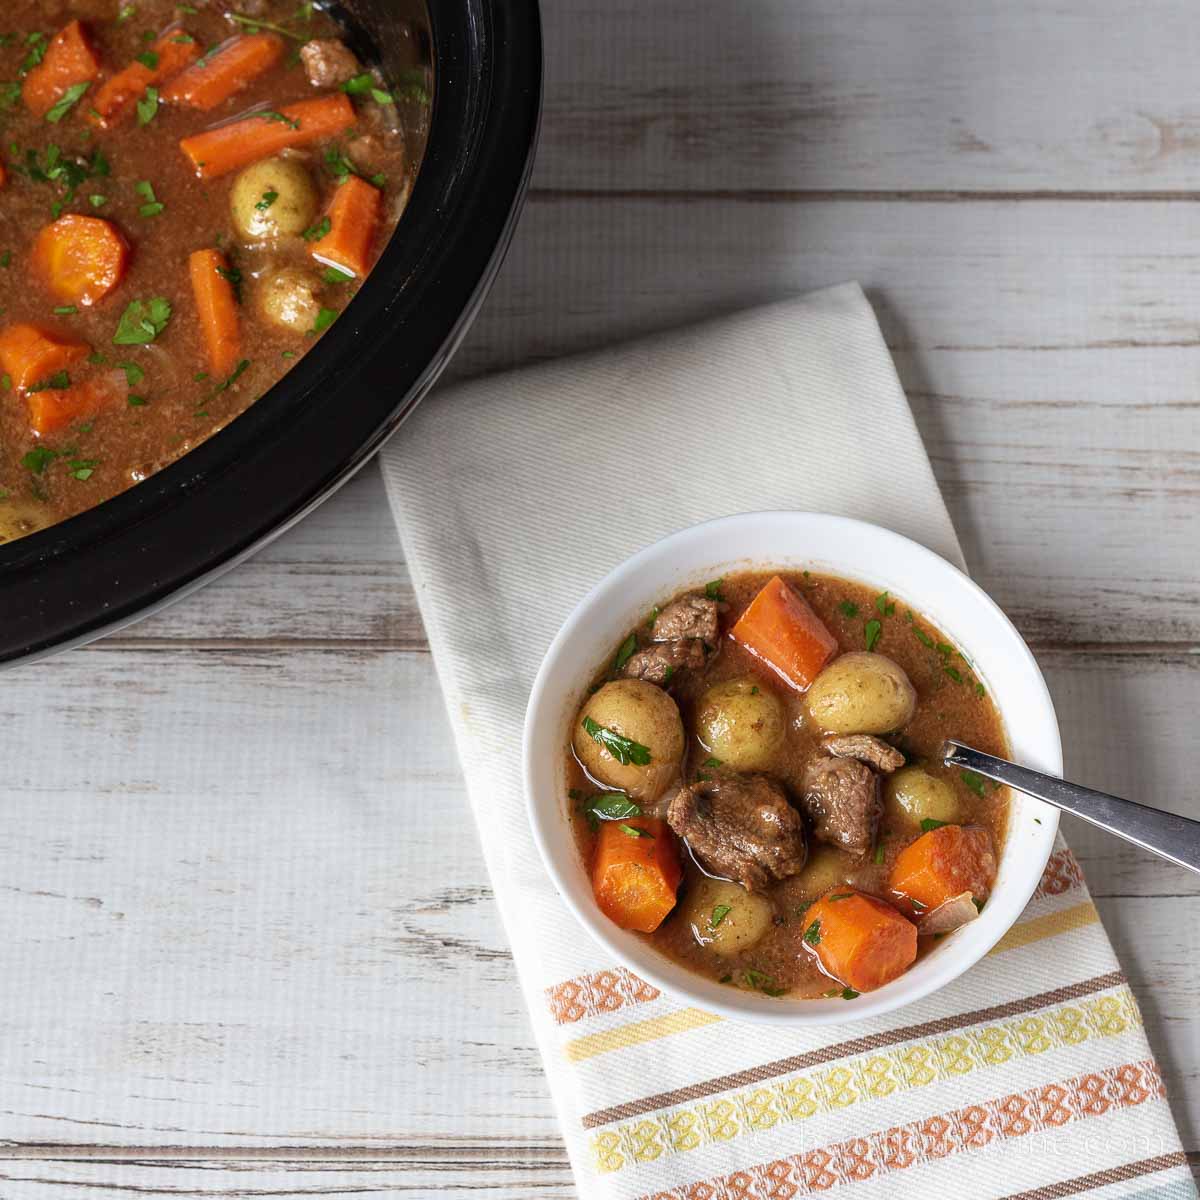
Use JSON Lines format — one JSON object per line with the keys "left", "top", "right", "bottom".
{"left": 22, "top": 21, "right": 101, "bottom": 118}
{"left": 25, "top": 369, "right": 126, "bottom": 437}
{"left": 591, "top": 817, "right": 681, "bottom": 933}
{"left": 889, "top": 824, "right": 997, "bottom": 915}
{"left": 87, "top": 28, "right": 200, "bottom": 128}
{"left": 0, "top": 324, "right": 90, "bottom": 393}
{"left": 161, "top": 33, "right": 283, "bottom": 111}
{"left": 32, "top": 215, "right": 129, "bottom": 307}
{"left": 179, "top": 93, "right": 357, "bottom": 180}
{"left": 310, "top": 175, "right": 382, "bottom": 279}
{"left": 189, "top": 248, "right": 241, "bottom": 378}
{"left": 803, "top": 889, "right": 918, "bottom": 993}
{"left": 730, "top": 575, "right": 838, "bottom": 691}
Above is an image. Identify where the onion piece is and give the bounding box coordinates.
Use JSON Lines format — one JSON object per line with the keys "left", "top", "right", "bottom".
{"left": 920, "top": 890, "right": 980, "bottom": 935}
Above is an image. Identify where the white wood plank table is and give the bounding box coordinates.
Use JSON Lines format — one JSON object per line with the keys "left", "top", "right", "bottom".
{"left": 3, "top": 1, "right": 1200, "bottom": 1195}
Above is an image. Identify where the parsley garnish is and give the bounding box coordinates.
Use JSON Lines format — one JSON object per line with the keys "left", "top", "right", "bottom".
{"left": 321, "top": 266, "right": 353, "bottom": 284}
{"left": 619, "top": 823, "right": 652, "bottom": 839}
{"left": 19, "top": 32, "right": 48, "bottom": 78}
{"left": 255, "top": 109, "right": 300, "bottom": 130}
{"left": 579, "top": 792, "right": 640, "bottom": 829}
{"left": 710, "top": 904, "right": 732, "bottom": 928}
{"left": 255, "top": 189, "right": 279, "bottom": 212}
{"left": 52, "top": 305, "right": 77, "bottom": 315}
{"left": 113, "top": 297, "right": 172, "bottom": 344}
{"left": 135, "top": 50, "right": 159, "bottom": 70}
{"left": 872, "top": 843, "right": 885, "bottom": 865}
{"left": 22, "top": 445, "right": 58, "bottom": 473}
{"left": 961, "top": 770, "right": 988, "bottom": 797}
{"left": 135, "top": 178, "right": 164, "bottom": 217}
{"left": 865, "top": 618, "right": 882, "bottom": 652}
{"left": 27, "top": 370, "right": 70, "bottom": 393}
{"left": 302, "top": 215, "right": 331, "bottom": 242}
{"left": 229, "top": 12, "right": 310, "bottom": 39}
{"left": 838, "top": 600, "right": 858, "bottom": 618}
{"left": 920, "top": 818, "right": 950, "bottom": 832}
{"left": 45, "top": 81, "right": 90, "bottom": 124}
{"left": 704, "top": 576, "right": 724, "bottom": 601}
{"left": 136, "top": 86, "right": 159, "bottom": 126}
{"left": 802, "top": 918, "right": 822, "bottom": 946}
{"left": 581, "top": 716, "right": 651, "bottom": 766}
{"left": 118, "top": 361, "right": 144, "bottom": 387}
{"left": 310, "top": 306, "right": 338, "bottom": 335}
{"left": 874, "top": 590, "right": 896, "bottom": 616}
{"left": 612, "top": 632, "right": 637, "bottom": 673}
{"left": 741, "top": 969, "right": 786, "bottom": 997}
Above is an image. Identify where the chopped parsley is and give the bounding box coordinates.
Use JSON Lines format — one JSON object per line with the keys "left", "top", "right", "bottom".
{"left": 323, "top": 145, "right": 385, "bottom": 188}
{"left": 823, "top": 986, "right": 860, "bottom": 1000}
{"left": 920, "top": 818, "right": 950, "bottom": 832}
{"left": 872, "top": 843, "right": 885, "bottom": 865}
{"left": 27, "top": 370, "right": 70, "bottom": 393}
{"left": 838, "top": 600, "right": 858, "bottom": 618}
{"left": 874, "top": 590, "right": 896, "bottom": 616}
{"left": 321, "top": 266, "right": 353, "bottom": 284}
{"left": 52, "top": 305, "right": 77, "bottom": 315}
{"left": 22, "top": 445, "right": 58, "bottom": 473}
{"left": 254, "top": 109, "right": 300, "bottom": 130}
{"left": 127, "top": 393, "right": 148, "bottom": 407}
{"left": 135, "top": 178, "right": 164, "bottom": 217}
{"left": 113, "top": 297, "right": 171, "bottom": 344}
{"left": 45, "top": 81, "right": 91, "bottom": 124}
{"left": 211, "top": 358, "right": 250, "bottom": 393}
{"left": 579, "top": 791, "right": 640, "bottom": 829}
{"left": 302, "top": 215, "right": 331, "bottom": 242}
{"left": 802, "top": 918, "right": 822, "bottom": 946}
{"left": 961, "top": 769, "right": 988, "bottom": 797}
{"left": 581, "top": 716, "right": 651, "bottom": 766}
{"left": 117, "top": 361, "right": 144, "bottom": 387}
{"left": 702, "top": 756, "right": 722, "bottom": 768}
{"left": 229, "top": 12, "right": 311, "bottom": 40}
{"left": 216, "top": 263, "right": 243, "bottom": 302}
{"left": 864, "top": 618, "right": 882, "bottom": 652}
{"left": 741, "top": 968, "right": 786, "bottom": 997}
{"left": 710, "top": 904, "right": 732, "bottom": 928}
{"left": 135, "top": 50, "right": 160, "bottom": 70}
{"left": 19, "top": 32, "right": 48, "bottom": 78}
{"left": 704, "top": 577, "right": 724, "bottom": 601}
{"left": 89, "top": 193, "right": 107, "bottom": 207}
{"left": 136, "top": 86, "right": 159, "bottom": 126}
{"left": 255, "top": 189, "right": 279, "bottom": 212}
{"left": 619, "top": 823, "right": 652, "bottom": 839}
{"left": 68, "top": 457, "right": 98, "bottom": 481}
{"left": 913, "top": 626, "right": 935, "bottom": 649}
{"left": 310, "top": 306, "right": 338, "bottom": 335}
{"left": 612, "top": 632, "right": 637, "bottom": 672}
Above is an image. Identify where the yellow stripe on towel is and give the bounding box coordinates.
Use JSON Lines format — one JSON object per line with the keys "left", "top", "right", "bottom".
{"left": 564, "top": 1007, "right": 723, "bottom": 1063}
{"left": 990, "top": 900, "right": 1100, "bottom": 955}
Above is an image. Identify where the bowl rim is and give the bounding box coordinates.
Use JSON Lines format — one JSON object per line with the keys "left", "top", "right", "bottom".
{"left": 523, "top": 510, "right": 1062, "bottom": 1025}
{"left": 0, "top": 0, "right": 543, "bottom": 667}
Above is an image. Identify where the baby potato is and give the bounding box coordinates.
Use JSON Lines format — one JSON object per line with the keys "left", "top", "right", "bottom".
{"left": 229, "top": 157, "right": 320, "bottom": 244}
{"left": 805, "top": 652, "right": 917, "bottom": 735}
{"left": 682, "top": 876, "right": 774, "bottom": 955}
{"left": 887, "top": 766, "right": 960, "bottom": 827}
{"left": 695, "top": 677, "right": 786, "bottom": 771}
{"left": 796, "top": 845, "right": 853, "bottom": 896}
{"left": 257, "top": 266, "right": 324, "bottom": 334}
{"left": 573, "top": 679, "right": 684, "bottom": 801}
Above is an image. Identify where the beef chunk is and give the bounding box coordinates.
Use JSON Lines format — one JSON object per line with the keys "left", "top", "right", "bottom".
{"left": 652, "top": 594, "right": 719, "bottom": 647}
{"left": 300, "top": 39, "right": 361, "bottom": 88}
{"left": 621, "top": 639, "right": 705, "bottom": 685}
{"left": 667, "top": 772, "right": 807, "bottom": 891}
{"left": 823, "top": 734, "right": 905, "bottom": 774}
{"left": 800, "top": 756, "right": 882, "bottom": 856}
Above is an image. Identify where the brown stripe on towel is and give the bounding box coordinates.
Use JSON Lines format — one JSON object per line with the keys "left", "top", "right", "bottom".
{"left": 582, "top": 969, "right": 1126, "bottom": 1129}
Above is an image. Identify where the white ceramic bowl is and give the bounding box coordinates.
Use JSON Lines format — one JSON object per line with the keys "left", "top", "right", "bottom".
{"left": 524, "top": 512, "right": 1061, "bottom": 1024}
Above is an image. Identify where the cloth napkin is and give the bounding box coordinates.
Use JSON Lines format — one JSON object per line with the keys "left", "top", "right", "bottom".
{"left": 379, "top": 284, "right": 1195, "bottom": 1200}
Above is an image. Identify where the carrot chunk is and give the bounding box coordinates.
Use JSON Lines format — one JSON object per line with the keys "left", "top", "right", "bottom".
{"left": 730, "top": 575, "right": 838, "bottom": 691}
{"left": 161, "top": 33, "right": 284, "bottom": 111}
{"left": 802, "top": 889, "right": 918, "bottom": 993}
{"left": 310, "top": 175, "right": 382, "bottom": 279}
{"left": 889, "top": 824, "right": 997, "bottom": 916}
{"left": 22, "top": 21, "right": 101, "bottom": 118}
{"left": 179, "top": 93, "right": 356, "bottom": 180}
{"left": 591, "top": 817, "right": 682, "bottom": 933}
{"left": 87, "top": 28, "right": 200, "bottom": 128}
{"left": 0, "top": 324, "right": 90, "bottom": 393}
{"left": 189, "top": 248, "right": 241, "bottom": 378}
{"left": 32, "top": 215, "right": 129, "bottom": 307}
{"left": 25, "top": 369, "right": 127, "bottom": 437}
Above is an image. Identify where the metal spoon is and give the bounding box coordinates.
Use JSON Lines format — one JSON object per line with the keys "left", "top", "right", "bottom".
{"left": 941, "top": 739, "right": 1200, "bottom": 877}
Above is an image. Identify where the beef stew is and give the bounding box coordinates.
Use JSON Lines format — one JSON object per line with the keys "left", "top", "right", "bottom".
{"left": 567, "top": 570, "right": 1009, "bottom": 1001}
{"left": 0, "top": 0, "right": 430, "bottom": 541}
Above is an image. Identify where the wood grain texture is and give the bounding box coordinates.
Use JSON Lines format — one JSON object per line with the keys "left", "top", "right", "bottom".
{"left": 537, "top": 0, "right": 1200, "bottom": 193}
{"left": 0, "top": 639, "right": 1197, "bottom": 1153}
{"left": 0, "top": 1152, "right": 576, "bottom": 1198}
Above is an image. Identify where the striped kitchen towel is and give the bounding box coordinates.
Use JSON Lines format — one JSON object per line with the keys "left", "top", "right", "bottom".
{"left": 379, "top": 284, "right": 1196, "bottom": 1200}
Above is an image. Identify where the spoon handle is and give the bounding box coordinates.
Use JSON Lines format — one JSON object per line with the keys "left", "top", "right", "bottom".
{"left": 942, "top": 739, "right": 1200, "bottom": 877}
